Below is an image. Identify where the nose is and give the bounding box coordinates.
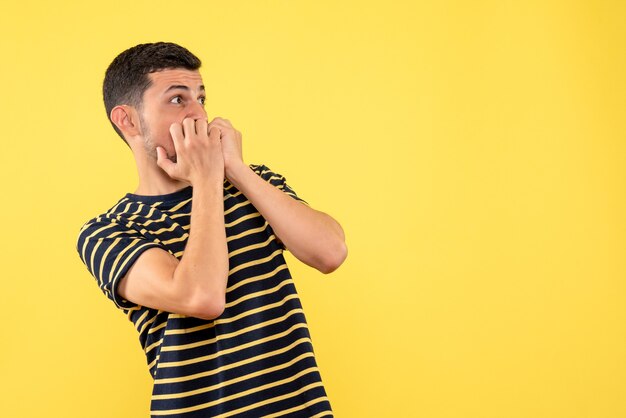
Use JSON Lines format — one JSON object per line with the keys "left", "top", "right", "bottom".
{"left": 187, "top": 100, "right": 207, "bottom": 120}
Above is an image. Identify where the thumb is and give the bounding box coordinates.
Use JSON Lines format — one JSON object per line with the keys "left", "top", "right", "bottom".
{"left": 156, "top": 147, "right": 176, "bottom": 176}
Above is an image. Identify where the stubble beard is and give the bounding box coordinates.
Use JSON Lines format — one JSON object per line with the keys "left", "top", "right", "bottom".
{"left": 139, "top": 113, "right": 176, "bottom": 163}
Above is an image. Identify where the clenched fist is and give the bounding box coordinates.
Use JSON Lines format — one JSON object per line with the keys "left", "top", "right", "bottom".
{"left": 207, "top": 117, "right": 244, "bottom": 178}
{"left": 156, "top": 117, "right": 224, "bottom": 186}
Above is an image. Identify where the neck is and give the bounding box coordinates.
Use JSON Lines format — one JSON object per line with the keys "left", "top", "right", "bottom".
{"left": 132, "top": 150, "right": 189, "bottom": 196}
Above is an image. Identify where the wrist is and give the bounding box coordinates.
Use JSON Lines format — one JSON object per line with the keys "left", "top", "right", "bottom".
{"left": 225, "top": 161, "right": 251, "bottom": 186}
{"left": 190, "top": 173, "right": 224, "bottom": 193}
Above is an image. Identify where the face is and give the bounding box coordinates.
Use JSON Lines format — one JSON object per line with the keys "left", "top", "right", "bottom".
{"left": 136, "top": 68, "right": 207, "bottom": 161}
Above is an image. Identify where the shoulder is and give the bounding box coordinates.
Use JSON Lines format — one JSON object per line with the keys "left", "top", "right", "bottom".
{"left": 249, "top": 163, "right": 272, "bottom": 177}
{"left": 248, "top": 163, "right": 308, "bottom": 204}
{"left": 76, "top": 200, "right": 162, "bottom": 285}
{"left": 75, "top": 197, "right": 139, "bottom": 252}
{"left": 248, "top": 163, "right": 287, "bottom": 183}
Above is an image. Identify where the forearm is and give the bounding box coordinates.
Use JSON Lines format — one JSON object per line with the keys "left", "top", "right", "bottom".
{"left": 173, "top": 180, "right": 229, "bottom": 315}
{"left": 226, "top": 163, "right": 347, "bottom": 273}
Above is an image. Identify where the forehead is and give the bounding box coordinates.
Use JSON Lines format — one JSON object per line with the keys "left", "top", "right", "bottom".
{"left": 147, "top": 68, "right": 204, "bottom": 91}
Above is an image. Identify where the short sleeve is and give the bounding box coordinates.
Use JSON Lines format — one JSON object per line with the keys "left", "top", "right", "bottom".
{"left": 76, "top": 218, "right": 162, "bottom": 310}
{"left": 250, "top": 163, "right": 309, "bottom": 206}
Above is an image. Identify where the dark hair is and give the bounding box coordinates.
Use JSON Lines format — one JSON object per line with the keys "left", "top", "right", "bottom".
{"left": 103, "top": 42, "right": 202, "bottom": 142}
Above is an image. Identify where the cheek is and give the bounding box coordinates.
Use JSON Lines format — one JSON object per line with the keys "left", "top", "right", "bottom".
{"left": 151, "top": 121, "right": 173, "bottom": 142}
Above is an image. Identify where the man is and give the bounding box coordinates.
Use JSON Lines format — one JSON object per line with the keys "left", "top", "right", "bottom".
{"left": 76, "top": 42, "right": 347, "bottom": 417}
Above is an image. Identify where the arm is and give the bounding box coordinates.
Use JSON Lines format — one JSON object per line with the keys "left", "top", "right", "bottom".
{"left": 227, "top": 164, "right": 347, "bottom": 273}
{"left": 209, "top": 117, "right": 348, "bottom": 274}
{"left": 118, "top": 119, "right": 229, "bottom": 320}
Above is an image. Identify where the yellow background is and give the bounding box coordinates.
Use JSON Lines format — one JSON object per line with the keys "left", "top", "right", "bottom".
{"left": 1, "top": 1, "right": 624, "bottom": 417}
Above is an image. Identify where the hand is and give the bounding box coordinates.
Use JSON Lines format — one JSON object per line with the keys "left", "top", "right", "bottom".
{"left": 156, "top": 117, "right": 224, "bottom": 186}
{"left": 207, "top": 117, "right": 244, "bottom": 178}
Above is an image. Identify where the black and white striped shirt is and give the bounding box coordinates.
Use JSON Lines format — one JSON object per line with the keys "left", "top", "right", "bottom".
{"left": 76, "top": 164, "right": 333, "bottom": 417}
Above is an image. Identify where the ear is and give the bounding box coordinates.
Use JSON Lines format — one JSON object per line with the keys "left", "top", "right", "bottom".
{"left": 110, "top": 105, "right": 141, "bottom": 139}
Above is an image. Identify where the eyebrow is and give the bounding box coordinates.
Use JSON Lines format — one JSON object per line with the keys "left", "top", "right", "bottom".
{"left": 163, "top": 85, "right": 206, "bottom": 94}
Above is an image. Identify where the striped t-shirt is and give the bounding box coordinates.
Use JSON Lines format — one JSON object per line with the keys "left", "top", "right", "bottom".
{"left": 76, "top": 164, "right": 333, "bottom": 417}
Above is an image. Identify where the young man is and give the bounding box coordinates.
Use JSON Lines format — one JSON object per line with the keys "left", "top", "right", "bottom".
{"left": 76, "top": 42, "right": 347, "bottom": 417}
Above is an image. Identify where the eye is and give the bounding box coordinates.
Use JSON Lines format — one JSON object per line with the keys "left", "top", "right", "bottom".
{"left": 198, "top": 96, "right": 206, "bottom": 106}
{"left": 169, "top": 95, "right": 183, "bottom": 104}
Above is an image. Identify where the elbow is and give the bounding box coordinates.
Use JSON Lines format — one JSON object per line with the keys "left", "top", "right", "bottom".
{"left": 188, "top": 289, "right": 226, "bottom": 320}
{"left": 318, "top": 240, "right": 348, "bottom": 274}
{"left": 193, "top": 297, "right": 225, "bottom": 320}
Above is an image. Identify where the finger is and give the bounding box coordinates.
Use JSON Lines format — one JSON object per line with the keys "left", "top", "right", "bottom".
{"left": 207, "top": 120, "right": 228, "bottom": 132}
{"left": 208, "top": 125, "right": 221, "bottom": 140}
{"left": 169, "top": 123, "right": 184, "bottom": 146}
{"left": 182, "top": 117, "right": 197, "bottom": 138}
{"left": 217, "top": 118, "right": 231, "bottom": 127}
{"left": 169, "top": 124, "right": 184, "bottom": 158}
{"left": 209, "top": 116, "right": 230, "bottom": 124}
{"left": 195, "top": 118, "right": 208, "bottom": 138}
{"left": 208, "top": 116, "right": 233, "bottom": 128}
{"left": 209, "top": 123, "right": 235, "bottom": 140}
{"left": 156, "top": 146, "right": 175, "bottom": 176}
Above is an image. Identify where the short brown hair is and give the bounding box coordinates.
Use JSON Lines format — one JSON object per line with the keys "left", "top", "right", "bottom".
{"left": 103, "top": 42, "right": 202, "bottom": 142}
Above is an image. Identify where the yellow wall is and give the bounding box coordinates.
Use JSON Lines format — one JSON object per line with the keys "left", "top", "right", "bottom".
{"left": 1, "top": 1, "right": 624, "bottom": 417}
